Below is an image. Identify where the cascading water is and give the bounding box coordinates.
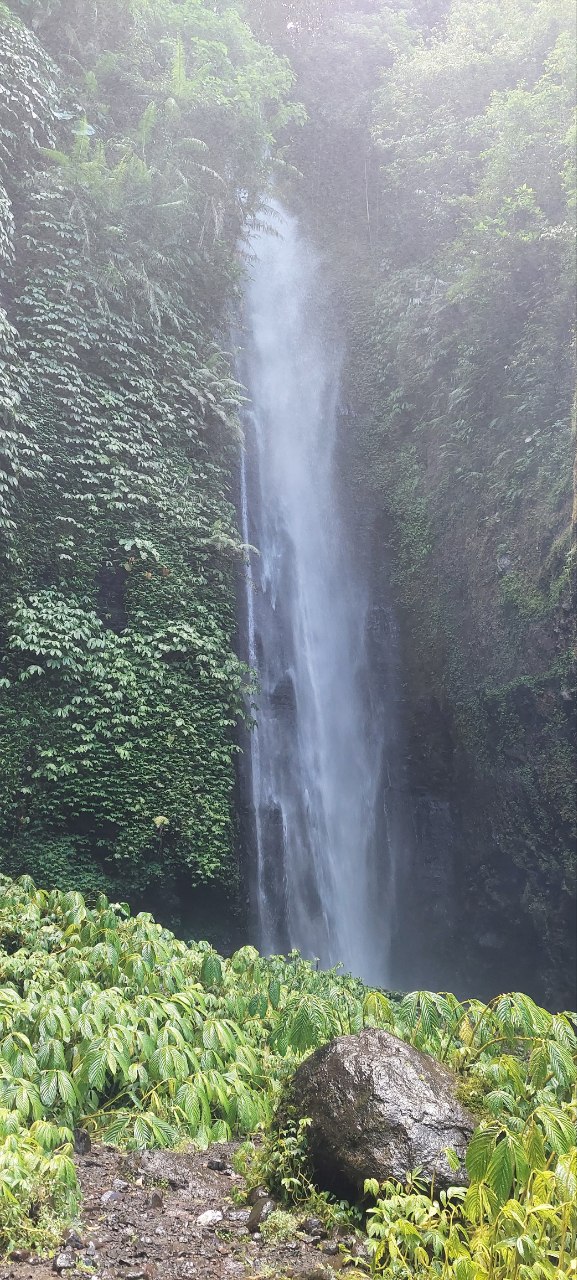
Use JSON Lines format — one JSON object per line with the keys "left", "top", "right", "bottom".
{"left": 239, "top": 203, "right": 396, "bottom": 985}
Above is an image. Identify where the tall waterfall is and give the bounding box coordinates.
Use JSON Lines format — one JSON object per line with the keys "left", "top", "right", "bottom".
{"left": 239, "top": 204, "right": 394, "bottom": 985}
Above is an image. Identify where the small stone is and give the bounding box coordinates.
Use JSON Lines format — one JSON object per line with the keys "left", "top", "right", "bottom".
{"left": 247, "top": 1196, "right": 275, "bottom": 1233}
{"left": 227, "top": 1208, "right": 250, "bottom": 1223}
{"left": 101, "top": 1190, "right": 123, "bottom": 1206}
{"left": 113, "top": 1178, "right": 129, "bottom": 1192}
{"left": 197, "top": 1209, "right": 223, "bottom": 1228}
{"left": 52, "top": 1251, "right": 76, "bottom": 1272}
{"left": 64, "top": 1231, "right": 84, "bottom": 1250}
{"left": 207, "top": 1157, "right": 226, "bottom": 1171}
{"left": 148, "top": 1189, "right": 163, "bottom": 1210}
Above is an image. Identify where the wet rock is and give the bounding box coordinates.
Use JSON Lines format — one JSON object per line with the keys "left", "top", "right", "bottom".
{"left": 247, "top": 1196, "right": 276, "bottom": 1232}
{"left": 288, "top": 1027, "right": 474, "bottom": 1198}
{"left": 197, "top": 1209, "right": 224, "bottom": 1228}
{"left": 207, "top": 1156, "right": 226, "bottom": 1171}
{"left": 247, "top": 1184, "right": 268, "bottom": 1205}
{"left": 299, "top": 1216, "right": 327, "bottom": 1239}
{"left": 52, "top": 1250, "right": 77, "bottom": 1271}
{"left": 74, "top": 1127, "right": 92, "bottom": 1155}
{"left": 7, "top": 1250, "right": 31, "bottom": 1262}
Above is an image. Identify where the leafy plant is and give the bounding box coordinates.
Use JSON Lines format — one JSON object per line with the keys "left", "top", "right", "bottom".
{"left": 0, "top": 873, "right": 575, "bottom": 1263}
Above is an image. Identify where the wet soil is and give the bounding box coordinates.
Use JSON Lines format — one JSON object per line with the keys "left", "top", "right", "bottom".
{"left": 0, "top": 1144, "right": 360, "bottom": 1280}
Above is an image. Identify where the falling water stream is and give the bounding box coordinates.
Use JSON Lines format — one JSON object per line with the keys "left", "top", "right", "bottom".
{"left": 239, "top": 204, "right": 393, "bottom": 985}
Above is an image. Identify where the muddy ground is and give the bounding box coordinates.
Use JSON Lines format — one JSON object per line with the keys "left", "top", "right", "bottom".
{"left": 0, "top": 1144, "right": 363, "bottom": 1280}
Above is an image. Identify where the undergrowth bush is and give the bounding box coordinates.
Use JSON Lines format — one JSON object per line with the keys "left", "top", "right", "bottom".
{"left": 0, "top": 873, "right": 575, "bottom": 1270}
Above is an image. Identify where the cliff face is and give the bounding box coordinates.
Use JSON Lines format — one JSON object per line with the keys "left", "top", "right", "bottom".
{"left": 278, "top": 0, "right": 576, "bottom": 1006}
{"left": 0, "top": 1, "right": 293, "bottom": 914}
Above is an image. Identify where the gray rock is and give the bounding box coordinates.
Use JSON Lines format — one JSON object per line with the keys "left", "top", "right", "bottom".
{"left": 227, "top": 1208, "right": 251, "bottom": 1223}
{"left": 247, "top": 1184, "right": 268, "bottom": 1205}
{"left": 197, "top": 1209, "right": 223, "bottom": 1228}
{"left": 64, "top": 1231, "right": 84, "bottom": 1250}
{"left": 288, "top": 1027, "right": 474, "bottom": 1198}
{"left": 52, "top": 1250, "right": 77, "bottom": 1272}
{"left": 247, "top": 1196, "right": 276, "bottom": 1232}
{"left": 101, "top": 1190, "right": 123, "bottom": 1206}
{"left": 138, "top": 1150, "right": 189, "bottom": 1189}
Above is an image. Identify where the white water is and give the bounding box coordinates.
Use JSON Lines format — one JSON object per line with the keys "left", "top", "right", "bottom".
{"left": 240, "top": 204, "right": 391, "bottom": 984}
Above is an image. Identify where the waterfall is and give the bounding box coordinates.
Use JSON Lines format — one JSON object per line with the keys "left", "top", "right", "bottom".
{"left": 239, "top": 203, "right": 394, "bottom": 986}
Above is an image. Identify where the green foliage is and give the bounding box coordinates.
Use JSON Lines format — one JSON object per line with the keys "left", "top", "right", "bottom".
{"left": 259, "top": 1208, "right": 299, "bottom": 1243}
{"left": 0, "top": 0, "right": 296, "bottom": 903}
{"left": 0, "top": 1112, "right": 78, "bottom": 1256}
{"left": 0, "top": 874, "right": 576, "bottom": 1262}
{"left": 359, "top": 1145, "right": 577, "bottom": 1277}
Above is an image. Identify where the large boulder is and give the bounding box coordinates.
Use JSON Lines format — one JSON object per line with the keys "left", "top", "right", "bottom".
{"left": 288, "top": 1028, "right": 474, "bottom": 1199}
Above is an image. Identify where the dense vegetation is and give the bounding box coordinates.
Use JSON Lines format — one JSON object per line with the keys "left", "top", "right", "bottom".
{"left": 0, "top": 875, "right": 575, "bottom": 1274}
{"left": 261, "top": 0, "right": 576, "bottom": 1003}
{"left": 0, "top": 0, "right": 295, "bottom": 915}
{"left": 0, "top": 0, "right": 574, "bottom": 999}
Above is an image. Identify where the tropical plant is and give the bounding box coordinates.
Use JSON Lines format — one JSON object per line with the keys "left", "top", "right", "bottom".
{"left": 0, "top": 873, "right": 575, "bottom": 1265}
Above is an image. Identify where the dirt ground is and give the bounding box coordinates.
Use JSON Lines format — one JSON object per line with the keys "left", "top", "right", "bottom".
{"left": 0, "top": 1143, "right": 363, "bottom": 1280}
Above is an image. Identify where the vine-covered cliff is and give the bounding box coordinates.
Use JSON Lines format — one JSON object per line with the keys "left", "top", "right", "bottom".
{"left": 0, "top": 0, "right": 294, "bottom": 920}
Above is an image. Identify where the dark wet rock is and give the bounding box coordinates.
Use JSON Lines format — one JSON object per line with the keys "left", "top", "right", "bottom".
{"left": 247, "top": 1196, "right": 276, "bottom": 1232}
{"left": 288, "top": 1027, "right": 474, "bottom": 1198}
{"left": 63, "top": 1230, "right": 85, "bottom": 1250}
{"left": 73, "top": 1128, "right": 92, "bottom": 1156}
{"left": 206, "top": 1157, "right": 226, "bottom": 1171}
{"left": 299, "top": 1217, "right": 327, "bottom": 1239}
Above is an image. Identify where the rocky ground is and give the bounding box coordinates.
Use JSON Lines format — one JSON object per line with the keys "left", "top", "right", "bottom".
{"left": 0, "top": 1144, "right": 363, "bottom": 1280}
